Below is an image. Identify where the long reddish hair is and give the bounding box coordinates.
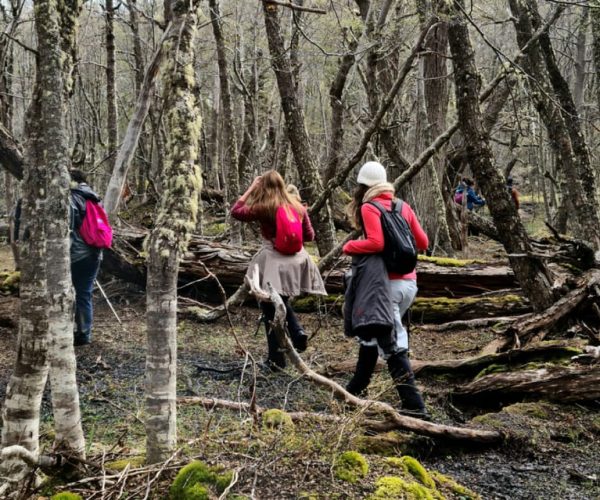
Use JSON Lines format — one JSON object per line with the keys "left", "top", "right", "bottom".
{"left": 246, "top": 170, "right": 304, "bottom": 221}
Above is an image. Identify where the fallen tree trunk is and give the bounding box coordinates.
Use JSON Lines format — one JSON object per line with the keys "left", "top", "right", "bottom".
{"left": 485, "top": 268, "right": 600, "bottom": 352}
{"left": 324, "top": 341, "right": 583, "bottom": 379}
{"left": 453, "top": 366, "right": 600, "bottom": 403}
{"left": 104, "top": 228, "right": 518, "bottom": 299}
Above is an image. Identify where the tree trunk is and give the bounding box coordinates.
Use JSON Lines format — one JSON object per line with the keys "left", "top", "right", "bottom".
{"left": 262, "top": 2, "right": 337, "bottom": 256}
{"left": 1, "top": 0, "right": 84, "bottom": 486}
{"left": 145, "top": 0, "right": 202, "bottom": 464}
{"left": 454, "top": 367, "right": 600, "bottom": 404}
{"left": 104, "top": 25, "right": 171, "bottom": 219}
{"left": 447, "top": 0, "right": 555, "bottom": 312}
{"left": 509, "top": 0, "right": 600, "bottom": 249}
{"left": 591, "top": 0, "right": 600, "bottom": 114}
{"left": 209, "top": 0, "right": 241, "bottom": 244}
{"left": 105, "top": 0, "right": 118, "bottom": 170}
{"left": 529, "top": 0, "right": 600, "bottom": 250}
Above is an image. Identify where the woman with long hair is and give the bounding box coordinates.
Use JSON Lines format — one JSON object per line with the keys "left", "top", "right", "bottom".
{"left": 231, "top": 170, "right": 326, "bottom": 370}
{"left": 343, "top": 161, "right": 429, "bottom": 418}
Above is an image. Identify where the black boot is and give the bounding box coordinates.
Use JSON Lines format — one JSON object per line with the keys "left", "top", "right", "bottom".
{"left": 387, "top": 350, "right": 429, "bottom": 419}
{"left": 74, "top": 330, "right": 91, "bottom": 346}
{"left": 346, "top": 344, "right": 379, "bottom": 396}
{"left": 266, "top": 328, "right": 286, "bottom": 371}
{"left": 284, "top": 299, "right": 308, "bottom": 353}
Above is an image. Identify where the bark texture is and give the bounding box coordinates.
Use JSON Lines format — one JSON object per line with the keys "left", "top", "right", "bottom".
{"left": 447, "top": 0, "right": 555, "bottom": 311}
{"left": 145, "top": 0, "right": 202, "bottom": 464}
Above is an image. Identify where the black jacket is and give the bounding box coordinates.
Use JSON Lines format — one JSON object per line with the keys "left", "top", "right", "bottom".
{"left": 344, "top": 254, "right": 394, "bottom": 339}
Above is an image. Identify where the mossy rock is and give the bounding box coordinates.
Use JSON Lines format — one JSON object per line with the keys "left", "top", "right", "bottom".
{"left": 431, "top": 471, "right": 481, "bottom": 499}
{"left": 105, "top": 455, "right": 146, "bottom": 470}
{"left": 334, "top": 451, "right": 369, "bottom": 484}
{"left": 368, "top": 476, "right": 440, "bottom": 500}
{"left": 503, "top": 402, "right": 552, "bottom": 419}
{"left": 50, "top": 493, "right": 83, "bottom": 500}
{"left": 262, "top": 409, "right": 295, "bottom": 432}
{"left": 170, "top": 460, "right": 233, "bottom": 499}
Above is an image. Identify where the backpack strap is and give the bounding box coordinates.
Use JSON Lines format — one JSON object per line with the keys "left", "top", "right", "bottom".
{"left": 366, "top": 200, "right": 386, "bottom": 214}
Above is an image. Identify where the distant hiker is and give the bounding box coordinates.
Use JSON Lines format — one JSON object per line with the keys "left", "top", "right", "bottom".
{"left": 342, "top": 161, "right": 430, "bottom": 419}
{"left": 507, "top": 176, "right": 520, "bottom": 209}
{"left": 231, "top": 170, "right": 326, "bottom": 371}
{"left": 70, "top": 169, "right": 112, "bottom": 346}
{"left": 455, "top": 177, "right": 485, "bottom": 211}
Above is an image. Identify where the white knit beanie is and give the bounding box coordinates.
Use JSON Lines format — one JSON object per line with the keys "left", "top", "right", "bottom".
{"left": 356, "top": 161, "right": 387, "bottom": 187}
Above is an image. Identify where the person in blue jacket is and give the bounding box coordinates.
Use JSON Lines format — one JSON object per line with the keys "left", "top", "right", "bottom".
{"left": 456, "top": 178, "right": 485, "bottom": 210}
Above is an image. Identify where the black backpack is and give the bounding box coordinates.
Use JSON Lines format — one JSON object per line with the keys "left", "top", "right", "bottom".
{"left": 367, "top": 200, "right": 417, "bottom": 274}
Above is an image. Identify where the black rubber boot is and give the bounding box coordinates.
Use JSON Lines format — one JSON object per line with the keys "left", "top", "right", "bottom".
{"left": 266, "top": 328, "right": 286, "bottom": 371}
{"left": 387, "top": 350, "right": 429, "bottom": 419}
{"left": 346, "top": 344, "right": 379, "bottom": 396}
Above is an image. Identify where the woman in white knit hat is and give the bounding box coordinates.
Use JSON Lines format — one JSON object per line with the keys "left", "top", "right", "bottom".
{"left": 343, "top": 161, "right": 430, "bottom": 418}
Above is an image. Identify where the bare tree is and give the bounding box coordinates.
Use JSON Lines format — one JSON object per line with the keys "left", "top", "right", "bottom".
{"left": 209, "top": 0, "right": 241, "bottom": 244}
{"left": 262, "top": 2, "right": 337, "bottom": 256}
{"left": 447, "top": 0, "right": 555, "bottom": 311}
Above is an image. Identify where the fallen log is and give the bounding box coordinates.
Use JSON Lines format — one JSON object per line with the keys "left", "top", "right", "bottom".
{"left": 0, "top": 297, "right": 18, "bottom": 328}
{"left": 324, "top": 341, "right": 584, "bottom": 379}
{"left": 484, "top": 268, "right": 600, "bottom": 352}
{"left": 453, "top": 366, "right": 600, "bottom": 403}
{"left": 103, "top": 228, "right": 519, "bottom": 299}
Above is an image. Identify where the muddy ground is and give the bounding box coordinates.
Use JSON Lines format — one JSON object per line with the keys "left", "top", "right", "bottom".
{"left": 0, "top": 228, "right": 599, "bottom": 498}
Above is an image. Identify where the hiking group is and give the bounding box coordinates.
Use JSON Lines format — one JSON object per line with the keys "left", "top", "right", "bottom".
{"left": 232, "top": 162, "right": 430, "bottom": 419}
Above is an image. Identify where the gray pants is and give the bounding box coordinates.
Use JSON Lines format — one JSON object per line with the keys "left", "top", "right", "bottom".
{"left": 359, "top": 279, "right": 417, "bottom": 359}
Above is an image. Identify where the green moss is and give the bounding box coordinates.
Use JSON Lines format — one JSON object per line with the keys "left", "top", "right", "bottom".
{"left": 471, "top": 413, "right": 505, "bottom": 430}
{"left": 385, "top": 457, "right": 409, "bottom": 473}
{"left": 262, "top": 409, "right": 295, "bottom": 432}
{"left": 417, "top": 255, "right": 485, "bottom": 267}
{"left": 503, "top": 403, "right": 551, "bottom": 419}
{"left": 401, "top": 456, "right": 436, "bottom": 489}
{"left": 170, "top": 460, "right": 233, "bottom": 499}
{"left": 292, "top": 294, "right": 343, "bottom": 313}
{"left": 474, "top": 363, "right": 509, "bottom": 379}
{"left": 0, "top": 271, "right": 20, "bottom": 293}
{"left": 51, "top": 494, "right": 83, "bottom": 500}
{"left": 334, "top": 451, "right": 369, "bottom": 484}
{"left": 105, "top": 455, "right": 146, "bottom": 470}
{"left": 369, "top": 476, "right": 436, "bottom": 499}
{"left": 431, "top": 471, "right": 481, "bottom": 499}
{"left": 203, "top": 222, "right": 228, "bottom": 236}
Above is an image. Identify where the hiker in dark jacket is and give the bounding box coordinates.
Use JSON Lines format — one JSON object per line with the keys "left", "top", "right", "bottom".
{"left": 342, "top": 161, "right": 429, "bottom": 419}
{"left": 70, "top": 169, "right": 103, "bottom": 346}
{"left": 13, "top": 169, "right": 103, "bottom": 346}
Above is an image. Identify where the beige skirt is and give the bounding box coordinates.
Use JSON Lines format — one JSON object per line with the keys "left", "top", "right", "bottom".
{"left": 246, "top": 242, "right": 327, "bottom": 298}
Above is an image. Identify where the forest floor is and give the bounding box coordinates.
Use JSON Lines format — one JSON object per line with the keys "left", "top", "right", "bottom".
{"left": 0, "top": 202, "right": 599, "bottom": 499}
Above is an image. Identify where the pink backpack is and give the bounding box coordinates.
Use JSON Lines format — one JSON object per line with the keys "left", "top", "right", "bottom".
{"left": 79, "top": 200, "right": 113, "bottom": 248}
{"left": 273, "top": 205, "right": 303, "bottom": 255}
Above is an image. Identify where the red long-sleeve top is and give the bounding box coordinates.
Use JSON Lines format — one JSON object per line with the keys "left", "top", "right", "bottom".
{"left": 342, "top": 193, "right": 428, "bottom": 280}
{"left": 231, "top": 200, "right": 315, "bottom": 243}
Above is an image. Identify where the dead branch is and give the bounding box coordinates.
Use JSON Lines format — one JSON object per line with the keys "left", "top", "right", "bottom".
{"left": 250, "top": 279, "right": 503, "bottom": 444}
{"left": 263, "top": 0, "right": 327, "bottom": 14}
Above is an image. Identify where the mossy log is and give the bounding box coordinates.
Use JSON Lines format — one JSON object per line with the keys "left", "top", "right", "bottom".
{"left": 324, "top": 341, "right": 584, "bottom": 378}
{"left": 453, "top": 366, "right": 600, "bottom": 403}
{"left": 486, "top": 268, "right": 600, "bottom": 353}
{"left": 104, "top": 227, "right": 519, "bottom": 300}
